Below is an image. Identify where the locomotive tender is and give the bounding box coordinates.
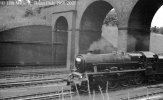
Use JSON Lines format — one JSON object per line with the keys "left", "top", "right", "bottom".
{"left": 67, "top": 51, "right": 163, "bottom": 90}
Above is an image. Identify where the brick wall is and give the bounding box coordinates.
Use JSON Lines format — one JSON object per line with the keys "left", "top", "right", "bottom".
{"left": 0, "top": 25, "right": 67, "bottom": 67}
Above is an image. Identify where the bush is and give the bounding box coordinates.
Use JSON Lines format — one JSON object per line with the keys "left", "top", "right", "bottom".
{"left": 24, "top": 8, "right": 34, "bottom": 17}
{"left": 151, "top": 26, "right": 159, "bottom": 33}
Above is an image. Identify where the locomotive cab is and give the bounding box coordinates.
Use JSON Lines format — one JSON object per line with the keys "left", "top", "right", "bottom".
{"left": 140, "top": 52, "right": 158, "bottom": 75}
{"left": 156, "top": 55, "right": 163, "bottom": 74}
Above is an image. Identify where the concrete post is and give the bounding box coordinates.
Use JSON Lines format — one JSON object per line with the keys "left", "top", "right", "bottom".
{"left": 66, "top": 11, "right": 77, "bottom": 70}
{"left": 66, "top": 30, "right": 72, "bottom": 70}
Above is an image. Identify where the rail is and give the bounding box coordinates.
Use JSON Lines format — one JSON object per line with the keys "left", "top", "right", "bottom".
{"left": 2, "top": 90, "right": 75, "bottom": 100}
{"left": 0, "top": 78, "right": 67, "bottom": 89}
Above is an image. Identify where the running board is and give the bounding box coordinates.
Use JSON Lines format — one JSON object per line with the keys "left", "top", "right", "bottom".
{"left": 87, "top": 69, "right": 146, "bottom": 75}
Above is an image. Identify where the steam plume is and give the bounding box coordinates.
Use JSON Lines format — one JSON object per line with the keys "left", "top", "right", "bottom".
{"left": 88, "top": 36, "right": 117, "bottom": 54}
{"left": 88, "top": 25, "right": 118, "bottom": 54}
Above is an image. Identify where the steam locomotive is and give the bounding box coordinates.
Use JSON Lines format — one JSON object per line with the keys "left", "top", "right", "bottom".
{"left": 67, "top": 51, "right": 163, "bottom": 90}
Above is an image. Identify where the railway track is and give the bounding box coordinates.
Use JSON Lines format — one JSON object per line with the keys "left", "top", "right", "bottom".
{"left": 1, "top": 79, "right": 163, "bottom": 100}
{"left": 119, "top": 84, "right": 163, "bottom": 100}
{"left": 78, "top": 81, "right": 163, "bottom": 100}
{"left": 2, "top": 84, "right": 163, "bottom": 100}
{"left": 0, "top": 68, "right": 69, "bottom": 89}
{"left": 0, "top": 78, "right": 67, "bottom": 89}
{"left": 0, "top": 67, "right": 69, "bottom": 79}
{"left": 121, "top": 91, "right": 163, "bottom": 100}
{"left": 2, "top": 90, "right": 76, "bottom": 100}
{"left": 1, "top": 69, "right": 163, "bottom": 100}
{"left": 0, "top": 71, "right": 68, "bottom": 79}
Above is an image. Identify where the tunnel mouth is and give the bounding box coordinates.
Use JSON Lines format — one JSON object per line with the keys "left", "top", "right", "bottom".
{"left": 128, "top": 0, "right": 163, "bottom": 52}
{"left": 54, "top": 16, "right": 68, "bottom": 66}
{"left": 79, "top": 1, "right": 115, "bottom": 54}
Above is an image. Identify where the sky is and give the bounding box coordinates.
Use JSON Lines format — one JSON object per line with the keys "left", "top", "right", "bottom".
{"left": 151, "top": 5, "right": 163, "bottom": 27}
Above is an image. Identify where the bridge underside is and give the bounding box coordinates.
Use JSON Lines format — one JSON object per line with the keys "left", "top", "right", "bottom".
{"left": 0, "top": 0, "right": 163, "bottom": 69}
{"left": 127, "top": 0, "right": 163, "bottom": 52}
{"left": 79, "top": 1, "right": 113, "bottom": 54}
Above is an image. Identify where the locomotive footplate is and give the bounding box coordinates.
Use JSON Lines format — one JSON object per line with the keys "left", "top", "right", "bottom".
{"left": 67, "top": 72, "right": 87, "bottom": 86}
{"left": 86, "top": 69, "right": 146, "bottom": 75}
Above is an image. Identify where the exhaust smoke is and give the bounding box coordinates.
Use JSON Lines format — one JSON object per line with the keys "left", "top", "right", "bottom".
{"left": 88, "top": 25, "right": 118, "bottom": 54}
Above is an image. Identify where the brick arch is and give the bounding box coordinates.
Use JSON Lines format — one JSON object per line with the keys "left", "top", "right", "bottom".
{"left": 55, "top": 16, "right": 68, "bottom": 31}
{"left": 128, "top": 0, "right": 163, "bottom": 51}
{"left": 78, "top": 0, "right": 117, "bottom": 54}
{"left": 53, "top": 16, "right": 69, "bottom": 66}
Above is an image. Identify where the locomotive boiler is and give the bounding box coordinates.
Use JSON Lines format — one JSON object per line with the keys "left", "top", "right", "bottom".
{"left": 67, "top": 51, "right": 163, "bottom": 90}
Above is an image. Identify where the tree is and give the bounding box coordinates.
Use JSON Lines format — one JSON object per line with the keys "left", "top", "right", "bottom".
{"left": 151, "top": 26, "right": 159, "bottom": 33}
{"left": 103, "top": 9, "right": 118, "bottom": 26}
{"left": 159, "top": 27, "right": 163, "bottom": 34}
